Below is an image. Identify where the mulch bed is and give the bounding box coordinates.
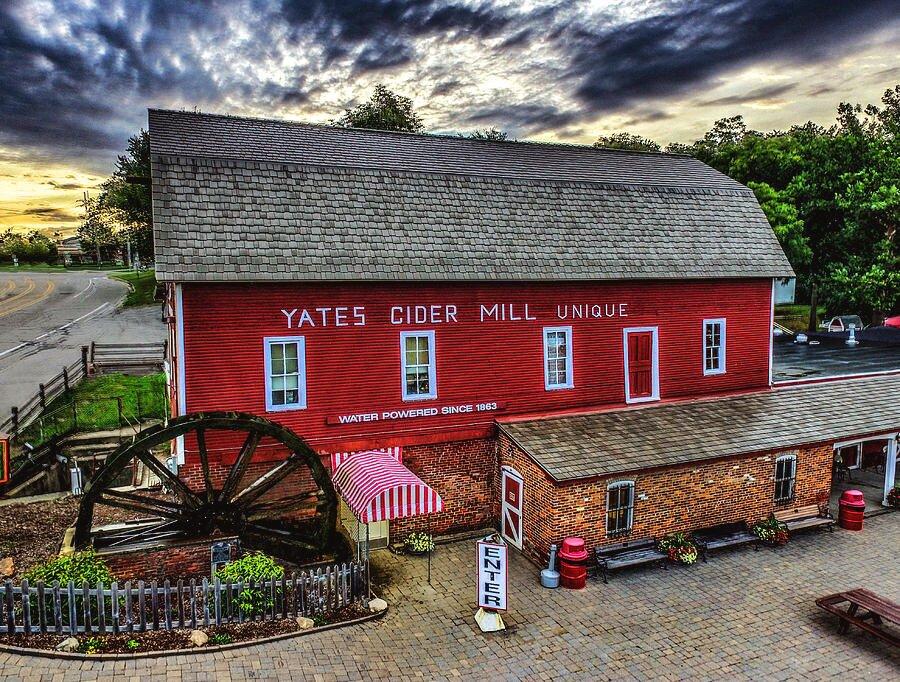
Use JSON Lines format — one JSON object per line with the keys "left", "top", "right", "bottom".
{"left": 0, "top": 496, "right": 149, "bottom": 580}
{"left": 0, "top": 603, "right": 369, "bottom": 654}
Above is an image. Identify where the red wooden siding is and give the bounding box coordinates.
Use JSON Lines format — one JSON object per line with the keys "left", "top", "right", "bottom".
{"left": 177, "top": 279, "right": 772, "bottom": 462}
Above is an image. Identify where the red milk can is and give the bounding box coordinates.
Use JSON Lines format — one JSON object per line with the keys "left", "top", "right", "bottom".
{"left": 558, "top": 537, "right": 588, "bottom": 589}
{"left": 838, "top": 490, "right": 866, "bottom": 531}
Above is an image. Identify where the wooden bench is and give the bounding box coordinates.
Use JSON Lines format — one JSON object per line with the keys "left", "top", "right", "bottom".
{"left": 693, "top": 522, "right": 759, "bottom": 562}
{"left": 774, "top": 503, "right": 835, "bottom": 533}
{"left": 595, "top": 539, "right": 668, "bottom": 584}
{"left": 816, "top": 588, "right": 900, "bottom": 647}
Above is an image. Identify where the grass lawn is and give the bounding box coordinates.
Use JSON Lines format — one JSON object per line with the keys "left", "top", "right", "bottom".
{"left": 21, "top": 372, "right": 168, "bottom": 446}
{"left": 0, "top": 263, "right": 66, "bottom": 273}
{"left": 109, "top": 269, "right": 158, "bottom": 306}
{"left": 774, "top": 303, "right": 826, "bottom": 333}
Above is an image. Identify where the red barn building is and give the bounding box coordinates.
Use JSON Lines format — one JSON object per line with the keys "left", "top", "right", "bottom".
{"left": 150, "top": 110, "right": 900, "bottom": 561}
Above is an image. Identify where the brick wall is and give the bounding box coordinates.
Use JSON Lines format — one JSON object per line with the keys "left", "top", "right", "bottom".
{"left": 101, "top": 537, "right": 240, "bottom": 582}
{"left": 391, "top": 438, "right": 497, "bottom": 538}
{"left": 499, "top": 434, "right": 833, "bottom": 562}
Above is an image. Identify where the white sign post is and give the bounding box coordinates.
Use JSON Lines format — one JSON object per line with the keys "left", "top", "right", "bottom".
{"left": 475, "top": 537, "right": 507, "bottom": 632}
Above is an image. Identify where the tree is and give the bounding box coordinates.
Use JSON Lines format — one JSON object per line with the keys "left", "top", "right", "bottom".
{"left": 77, "top": 193, "right": 118, "bottom": 263}
{"left": 465, "top": 128, "right": 510, "bottom": 141}
{"left": 98, "top": 130, "right": 152, "bottom": 264}
{"left": 0, "top": 229, "right": 57, "bottom": 264}
{"left": 593, "top": 132, "right": 660, "bottom": 152}
{"left": 334, "top": 84, "right": 424, "bottom": 132}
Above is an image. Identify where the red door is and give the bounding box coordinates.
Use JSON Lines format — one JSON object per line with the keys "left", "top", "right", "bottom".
{"left": 627, "top": 330, "right": 655, "bottom": 400}
{"left": 501, "top": 468, "right": 523, "bottom": 549}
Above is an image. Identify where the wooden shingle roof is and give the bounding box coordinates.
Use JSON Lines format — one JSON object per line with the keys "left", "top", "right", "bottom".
{"left": 499, "top": 374, "right": 900, "bottom": 480}
{"left": 149, "top": 109, "right": 794, "bottom": 283}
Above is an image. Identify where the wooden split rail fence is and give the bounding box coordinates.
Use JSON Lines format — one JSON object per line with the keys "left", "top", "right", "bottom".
{"left": 0, "top": 562, "right": 368, "bottom": 636}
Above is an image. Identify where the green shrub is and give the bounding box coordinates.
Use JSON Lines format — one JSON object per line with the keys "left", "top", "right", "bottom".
{"left": 215, "top": 552, "right": 284, "bottom": 616}
{"left": 125, "top": 638, "right": 140, "bottom": 651}
{"left": 209, "top": 632, "right": 232, "bottom": 646}
{"left": 79, "top": 636, "right": 104, "bottom": 654}
{"left": 24, "top": 550, "right": 115, "bottom": 586}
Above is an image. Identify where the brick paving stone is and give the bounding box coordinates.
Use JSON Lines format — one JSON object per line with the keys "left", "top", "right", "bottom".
{"left": 1, "top": 514, "right": 898, "bottom": 680}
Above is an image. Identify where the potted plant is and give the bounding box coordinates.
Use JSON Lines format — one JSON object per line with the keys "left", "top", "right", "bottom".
{"left": 751, "top": 516, "right": 789, "bottom": 546}
{"left": 404, "top": 532, "right": 435, "bottom": 555}
{"left": 657, "top": 532, "right": 699, "bottom": 565}
{"left": 888, "top": 486, "right": 900, "bottom": 508}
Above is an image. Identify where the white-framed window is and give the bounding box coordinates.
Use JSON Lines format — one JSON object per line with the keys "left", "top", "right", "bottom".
{"left": 400, "top": 330, "right": 437, "bottom": 401}
{"left": 606, "top": 481, "right": 635, "bottom": 536}
{"left": 774, "top": 454, "right": 797, "bottom": 503}
{"left": 703, "top": 318, "right": 726, "bottom": 375}
{"left": 264, "top": 336, "right": 307, "bottom": 412}
{"left": 543, "top": 326, "right": 574, "bottom": 390}
{"left": 623, "top": 327, "right": 659, "bottom": 403}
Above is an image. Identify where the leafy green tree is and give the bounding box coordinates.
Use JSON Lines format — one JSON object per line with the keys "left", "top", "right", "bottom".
{"left": 466, "top": 128, "right": 509, "bottom": 141}
{"left": 98, "top": 130, "right": 153, "bottom": 263}
{"left": 77, "top": 193, "right": 119, "bottom": 263}
{"left": 748, "top": 181, "right": 811, "bottom": 272}
{"left": 0, "top": 229, "right": 57, "bottom": 263}
{"left": 335, "top": 84, "right": 424, "bottom": 132}
{"left": 593, "top": 132, "right": 660, "bottom": 152}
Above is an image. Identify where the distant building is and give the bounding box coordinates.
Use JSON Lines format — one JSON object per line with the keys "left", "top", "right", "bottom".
{"left": 56, "top": 236, "right": 84, "bottom": 263}
{"left": 774, "top": 277, "right": 796, "bottom": 304}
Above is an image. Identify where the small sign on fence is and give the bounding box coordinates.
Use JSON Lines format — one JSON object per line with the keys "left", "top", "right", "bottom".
{"left": 0, "top": 435, "right": 8, "bottom": 484}
{"left": 210, "top": 541, "right": 237, "bottom": 576}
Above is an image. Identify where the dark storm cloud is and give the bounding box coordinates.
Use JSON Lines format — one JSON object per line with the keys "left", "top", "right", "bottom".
{"left": 561, "top": 0, "right": 899, "bottom": 112}
{"left": 696, "top": 83, "right": 798, "bottom": 108}
{"left": 466, "top": 104, "right": 579, "bottom": 134}
{"left": 0, "top": 0, "right": 897, "bottom": 175}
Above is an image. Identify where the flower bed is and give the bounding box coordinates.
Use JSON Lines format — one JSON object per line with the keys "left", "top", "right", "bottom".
{"left": 0, "top": 603, "right": 374, "bottom": 655}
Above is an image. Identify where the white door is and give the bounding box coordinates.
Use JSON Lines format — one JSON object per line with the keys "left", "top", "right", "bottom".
{"left": 501, "top": 467, "right": 524, "bottom": 549}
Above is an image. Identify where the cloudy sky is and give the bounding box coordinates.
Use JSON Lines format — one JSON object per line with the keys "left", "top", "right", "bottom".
{"left": 1, "top": 0, "right": 899, "bottom": 235}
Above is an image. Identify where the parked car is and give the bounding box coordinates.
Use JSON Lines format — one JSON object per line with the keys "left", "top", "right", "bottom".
{"left": 821, "top": 315, "right": 864, "bottom": 332}
{"left": 884, "top": 315, "right": 900, "bottom": 329}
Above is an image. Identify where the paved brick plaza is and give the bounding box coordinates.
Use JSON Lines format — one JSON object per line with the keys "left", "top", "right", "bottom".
{"left": 1, "top": 513, "right": 897, "bottom": 681}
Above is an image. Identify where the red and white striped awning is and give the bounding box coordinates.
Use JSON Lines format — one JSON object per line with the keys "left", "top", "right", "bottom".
{"left": 331, "top": 448, "right": 443, "bottom": 523}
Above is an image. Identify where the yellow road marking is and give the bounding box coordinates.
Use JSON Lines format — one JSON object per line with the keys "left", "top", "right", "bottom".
{"left": 0, "top": 280, "right": 15, "bottom": 297}
{"left": 0, "top": 280, "right": 55, "bottom": 319}
{"left": 0, "top": 278, "right": 35, "bottom": 311}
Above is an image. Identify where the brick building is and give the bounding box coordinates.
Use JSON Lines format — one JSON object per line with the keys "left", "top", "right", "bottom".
{"left": 150, "top": 110, "right": 899, "bottom": 562}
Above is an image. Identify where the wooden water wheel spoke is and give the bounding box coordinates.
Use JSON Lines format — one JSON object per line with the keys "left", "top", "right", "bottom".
{"left": 195, "top": 427, "right": 215, "bottom": 502}
{"left": 242, "top": 522, "right": 318, "bottom": 552}
{"left": 217, "top": 431, "right": 262, "bottom": 503}
{"left": 73, "top": 412, "right": 338, "bottom": 556}
{"left": 100, "top": 520, "right": 188, "bottom": 548}
{"left": 133, "top": 449, "right": 203, "bottom": 509}
{"left": 231, "top": 456, "right": 304, "bottom": 510}
{"left": 245, "top": 491, "right": 321, "bottom": 520}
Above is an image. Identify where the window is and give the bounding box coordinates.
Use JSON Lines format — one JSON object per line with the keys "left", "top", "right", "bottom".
{"left": 703, "top": 318, "right": 726, "bottom": 375}
{"left": 400, "top": 331, "right": 436, "bottom": 400}
{"left": 606, "top": 481, "right": 635, "bottom": 536}
{"left": 264, "top": 337, "right": 307, "bottom": 411}
{"left": 543, "top": 326, "right": 574, "bottom": 390}
{"left": 774, "top": 454, "right": 797, "bottom": 503}
{"left": 623, "top": 327, "right": 659, "bottom": 403}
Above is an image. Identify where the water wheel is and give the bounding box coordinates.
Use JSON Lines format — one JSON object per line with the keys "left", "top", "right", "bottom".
{"left": 72, "top": 412, "right": 337, "bottom": 555}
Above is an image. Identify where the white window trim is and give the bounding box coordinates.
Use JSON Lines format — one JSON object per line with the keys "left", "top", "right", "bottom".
{"left": 702, "top": 318, "right": 727, "bottom": 376}
{"left": 774, "top": 454, "right": 797, "bottom": 503}
{"left": 174, "top": 283, "right": 187, "bottom": 465}
{"left": 606, "top": 480, "right": 635, "bottom": 535}
{"left": 400, "top": 330, "right": 437, "bottom": 401}
{"left": 263, "top": 336, "right": 308, "bottom": 412}
{"left": 623, "top": 326, "right": 660, "bottom": 404}
{"left": 542, "top": 325, "right": 574, "bottom": 391}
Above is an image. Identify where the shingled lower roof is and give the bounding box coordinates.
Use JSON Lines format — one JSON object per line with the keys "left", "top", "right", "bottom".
{"left": 499, "top": 373, "right": 900, "bottom": 481}
{"left": 149, "top": 109, "right": 794, "bottom": 283}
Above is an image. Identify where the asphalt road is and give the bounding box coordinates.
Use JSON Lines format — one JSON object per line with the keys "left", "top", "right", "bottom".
{"left": 0, "top": 270, "right": 165, "bottom": 417}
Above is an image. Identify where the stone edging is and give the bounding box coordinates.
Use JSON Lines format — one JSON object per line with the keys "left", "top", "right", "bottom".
{"left": 0, "top": 605, "right": 387, "bottom": 661}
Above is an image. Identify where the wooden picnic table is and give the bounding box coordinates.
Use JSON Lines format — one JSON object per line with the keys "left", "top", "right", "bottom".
{"left": 816, "top": 588, "right": 900, "bottom": 647}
